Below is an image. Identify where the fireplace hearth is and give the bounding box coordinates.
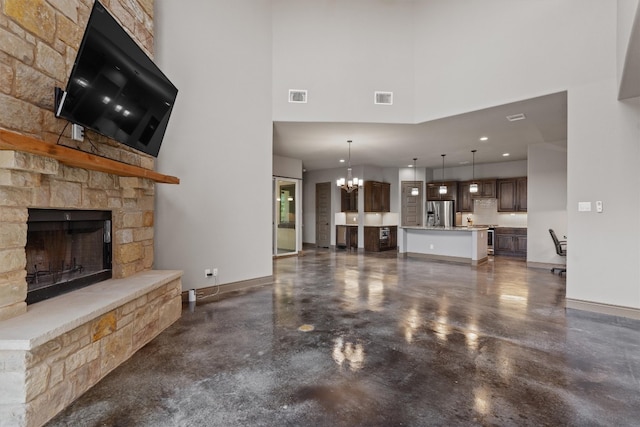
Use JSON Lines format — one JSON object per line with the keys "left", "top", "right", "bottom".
{"left": 26, "top": 209, "right": 112, "bottom": 304}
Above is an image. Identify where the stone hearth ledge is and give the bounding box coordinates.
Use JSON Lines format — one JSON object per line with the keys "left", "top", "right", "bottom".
{"left": 0, "top": 270, "right": 183, "bottom": 350}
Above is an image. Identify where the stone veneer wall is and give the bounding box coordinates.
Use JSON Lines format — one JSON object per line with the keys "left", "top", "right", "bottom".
{"left": 0, "top": 273, "right": 182, "bottom": 427}
{"left": 0, "top": 0, "right": 158, "bottom": 321}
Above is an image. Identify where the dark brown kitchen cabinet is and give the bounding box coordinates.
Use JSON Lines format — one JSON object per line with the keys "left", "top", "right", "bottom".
{"left": 336, "top": 225, "right": 358, "bottom": 250}
{"left": 497, "top": 177, "right": 527, "bottom": 212}
{"left": 457, "top": 182, "right": 473, "bottom": 212}
{"left": 426, "top": 181, "right": 457, "bottom": 202}
{"left": 364, "top": 226, "right": 397, "bottom": 252}
{"left": 364, "top": 181, "right": 390, "bottom": 212}
{"left": 457, "top": 179, "right": 497, "bottom": 212}
{"left": 477, "top": 179, "right": 496, "bottom": 198}
{"left": 341, "top": 188, "right": 358, "bottom": 212}
{"left": 494, "top": 227, "right": 527, "bottom": 257}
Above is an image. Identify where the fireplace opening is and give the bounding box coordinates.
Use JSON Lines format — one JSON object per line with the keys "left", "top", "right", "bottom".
{"left": 26, "top": 209, "right": 112, "bottom": 304}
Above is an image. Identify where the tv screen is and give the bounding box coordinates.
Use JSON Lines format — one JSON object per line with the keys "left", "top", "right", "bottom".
{"left": 56, "top": 1, "right": 178, "bottom": 157}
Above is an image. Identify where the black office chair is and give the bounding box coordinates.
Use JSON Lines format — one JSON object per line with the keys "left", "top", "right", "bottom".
{"left": 549, "top": 229, "right": 566, "bottom": 275}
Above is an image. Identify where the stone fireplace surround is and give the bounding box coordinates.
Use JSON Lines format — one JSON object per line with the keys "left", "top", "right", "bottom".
{"left": 0, "top": 148, "right": 183, "bottom": 426}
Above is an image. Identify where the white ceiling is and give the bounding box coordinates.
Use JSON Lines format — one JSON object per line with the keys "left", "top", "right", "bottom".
{"left": 273, "top": 91, "right": 567, "bottom": 171}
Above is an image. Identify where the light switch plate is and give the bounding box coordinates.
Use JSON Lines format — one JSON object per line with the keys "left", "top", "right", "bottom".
{"left": 596, "top": 200, "right": 603, "bottom": 213}
{"left": 578, "top": 202, "right": 592, "bottom": 212}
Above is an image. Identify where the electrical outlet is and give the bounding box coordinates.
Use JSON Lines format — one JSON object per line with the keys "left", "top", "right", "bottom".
{"left": 204, "top": 268, "right": 212, "bottom": 278}
{"left": 213, "top": 268, "right": 218, "bottom": 277}
{"left": 429, "top": 244, "right": 434, "bottom": 249}
{"left": 71, "top": 124, "right": 84, "bottom": 141}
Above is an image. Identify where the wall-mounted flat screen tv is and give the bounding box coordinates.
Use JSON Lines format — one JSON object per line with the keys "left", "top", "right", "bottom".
{"left": 55, "top": 1, "right": 178, "bottom": 157}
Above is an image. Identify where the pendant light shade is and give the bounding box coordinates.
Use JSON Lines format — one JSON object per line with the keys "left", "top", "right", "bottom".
{"left": 411, "top": 158, "right": 419, "bottom": 196}
{"left": 469, "top": 149, "right": 478, "bottom": 193}
{"left": 439, "top": 154, "right": 447, "bottom": 194}
{"left": 336, "top": 140, "right": 362, "bottom": 193}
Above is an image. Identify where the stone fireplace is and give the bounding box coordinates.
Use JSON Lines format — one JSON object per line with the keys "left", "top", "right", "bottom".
{"left": 0, "top": 146, "right": 183, "bottom": 427}
{"left": 0, "top": 1, "right": 183, "bottom": 425}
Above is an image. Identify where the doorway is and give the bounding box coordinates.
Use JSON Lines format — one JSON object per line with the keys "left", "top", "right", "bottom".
{"left": 315, "top": 182, "right": 331, "bottom": 248}
{"left": 274, "top": 178, "right": 301, "bottom": 256}
{"left": 401, "top": 181, "right": 423, "bottom": 226}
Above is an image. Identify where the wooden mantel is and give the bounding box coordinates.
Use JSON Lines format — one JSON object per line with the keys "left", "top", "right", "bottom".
{"left": 0, "top": 128, "right": 179, "bottom": 184}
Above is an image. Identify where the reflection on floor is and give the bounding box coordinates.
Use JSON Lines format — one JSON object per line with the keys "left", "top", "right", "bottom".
{"left": 47, "top": 250, "right": 640, "bottom": 426}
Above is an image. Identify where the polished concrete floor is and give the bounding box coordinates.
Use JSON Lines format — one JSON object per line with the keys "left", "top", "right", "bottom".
{"left": 48, "top": 251, "right": 640, "bottom": 426}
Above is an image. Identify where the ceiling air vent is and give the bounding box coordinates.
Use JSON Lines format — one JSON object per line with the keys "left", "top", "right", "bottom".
{"left": 374, "top": 91, "right": 393, "bottom": 105}
{"left": 288, "top": 89, "right": 307, "bottom": 103}
{"left": 506, "top": 113, "right": 526, "bottom": 122}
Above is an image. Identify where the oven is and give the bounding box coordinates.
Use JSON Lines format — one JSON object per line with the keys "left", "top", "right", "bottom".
{"left": 487, "top": 228, "right": 495, "bottom": 255}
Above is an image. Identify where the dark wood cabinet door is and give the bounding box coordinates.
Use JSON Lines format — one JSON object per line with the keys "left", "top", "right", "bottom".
{"left": 515, "top": 235, "right": 527, "bottom": 254}
{"left": 381, "top": 182, "right": 390, "bottom": 212}
{"left": 480, "top": 180, "right": 496, "bottom": 198}
{"left": 495, "top": 234, "right": 515, "bottom": 252}
{"left": 516, "top": 177, "right": 527, "bottom": 211}
{"left": 341, "top": 188, "right": 358, "bottom": 212}
{"left": 427, "top": 181, "right": 456, "bottom": 202}
{"left": 427, "top": 184, "right": 440, "bottom": 200}
{"left": 457, "top": 182, "right": 473, "bottom": 212}
{"left": 498, "top": 178, "right": 527, "bottom": 212}
{"left": 497, "top": 179, "right": 517, "bottom": 211}
{"left": 364, "top": 181, "right": 390, "bottom": 212}
{"left": 364, "top": 227, "right": 379, "bottom": 251}
{"left": 389, "top": 226, "right": 397, "bottom": 249}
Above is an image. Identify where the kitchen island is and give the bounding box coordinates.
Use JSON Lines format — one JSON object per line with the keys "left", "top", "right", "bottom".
{"left": 400, "top": 226, "right": 488, "bottom": 265}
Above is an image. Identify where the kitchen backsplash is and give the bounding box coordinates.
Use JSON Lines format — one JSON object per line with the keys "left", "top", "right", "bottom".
{"left": 458, "top": 198, "right": 528, "bottom": 227}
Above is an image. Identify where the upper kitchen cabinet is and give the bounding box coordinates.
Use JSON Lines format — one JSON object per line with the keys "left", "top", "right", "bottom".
{"left": 341, "top": 188, "right": 358, "bottom": 212}
{"left": 497, "top": 177, "right": 527, "bottom": 212}
{"left": 364, "top": 181, "right": 390, "bottom": 212}
{"left": 457, "top": 179, "right": 497, "bottom": 212}
{"left": 477, "top": 179, "right": 496, "bottom": 198}
{"left": 427, "top": 181, "right": 458, "bottom": 202}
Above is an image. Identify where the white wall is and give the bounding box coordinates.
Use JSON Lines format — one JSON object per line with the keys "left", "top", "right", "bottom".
{"left": 411, "top": 0, "right": 640, "bottom": 309}
{"left": 527, "top": 142, "right": 568, "bottom": 265}
{"left": 273, "top": 155, "right": 303, "bottom": 179}
{"left": 272, "top": 0, "right": 415, "bottom": 123}
{"left": 154, "top": 1, "right": 273, "bottom": 290}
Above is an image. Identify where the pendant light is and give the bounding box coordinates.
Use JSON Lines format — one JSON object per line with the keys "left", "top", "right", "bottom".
{"left": 439, "top": 154, "right": 447, "bottom": 194}
{"left": 336, "top": 140, "right": 362, "bottom": 193}
{"left": 411, "top": 158, "right": 419, "bottom": 196}
{"left": 469, "top": 149, "right": 479, "bottom": 193}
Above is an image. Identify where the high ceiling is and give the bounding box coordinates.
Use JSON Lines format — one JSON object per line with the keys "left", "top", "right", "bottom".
{"left": 273, "top": 91, "right": 567, "bottom": 171}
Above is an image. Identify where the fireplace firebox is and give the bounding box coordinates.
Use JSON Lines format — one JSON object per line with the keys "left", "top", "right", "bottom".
{"left": 26, "top": 209, "right": 112, "bottom": 304}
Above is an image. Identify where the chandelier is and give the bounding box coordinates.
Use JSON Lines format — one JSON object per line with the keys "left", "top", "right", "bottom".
{"left": 336, "top": 140, "right": 362, "bottom": 193}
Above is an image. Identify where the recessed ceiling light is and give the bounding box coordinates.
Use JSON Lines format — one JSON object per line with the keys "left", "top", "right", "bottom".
{"left": 502, "top": 153, "right": 510, "bottom": 157}
{"left": 339, "top": 159, "right": 345, "bottom": 163}
{"left": 506, "top": 113, "right": 526, "bottom": 122}
{"left": 479, "top": 136, "right": 488, "bottom": 141}
{"left": 408, "top": 164, "right": 414, "bottom": 168}
{"left": 459, "top": 161, "right": 470, "bottom": 165}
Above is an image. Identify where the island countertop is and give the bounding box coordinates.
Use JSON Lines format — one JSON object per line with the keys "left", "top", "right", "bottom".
{"left": 399, "top": 226, "right": 488, "bottom": 265}
{"left": 400, "top": 226, "right": 489, "bottom": 232}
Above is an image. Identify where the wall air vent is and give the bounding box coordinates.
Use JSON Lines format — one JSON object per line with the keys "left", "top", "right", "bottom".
{"left": 506, "top": 113, "right": 526, "bottom": 122}
{"left": 288, "top": 89, "right": 307, "bottom": 103}
{"left": 374, "top": 91, "right": 393, "bottom": 105}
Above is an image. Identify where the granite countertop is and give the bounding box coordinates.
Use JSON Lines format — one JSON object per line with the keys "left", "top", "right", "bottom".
{"left": 401, "top": 226, "right": 489, "bottom": 231}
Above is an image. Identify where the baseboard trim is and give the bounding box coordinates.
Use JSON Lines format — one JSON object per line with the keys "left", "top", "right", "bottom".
{"left": 403, "top": 252, "right": 472, "bottom": 265}
{"left": 181, "top": 275, "right": 273, "bottom": 302}
{"left": 527, "top": 261, "right": 566, "bottom": 271}
{"left": 566, "top": 298, "right": 640, "bottom": 320}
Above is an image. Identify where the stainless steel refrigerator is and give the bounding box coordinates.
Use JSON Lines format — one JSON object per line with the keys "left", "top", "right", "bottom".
{"left": 426, "top": 200, "right": 455, "bottom": 227}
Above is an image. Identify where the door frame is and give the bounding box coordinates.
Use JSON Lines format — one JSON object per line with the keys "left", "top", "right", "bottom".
{"left": 273, "top": 177, "right": 302, "bottom": 257}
